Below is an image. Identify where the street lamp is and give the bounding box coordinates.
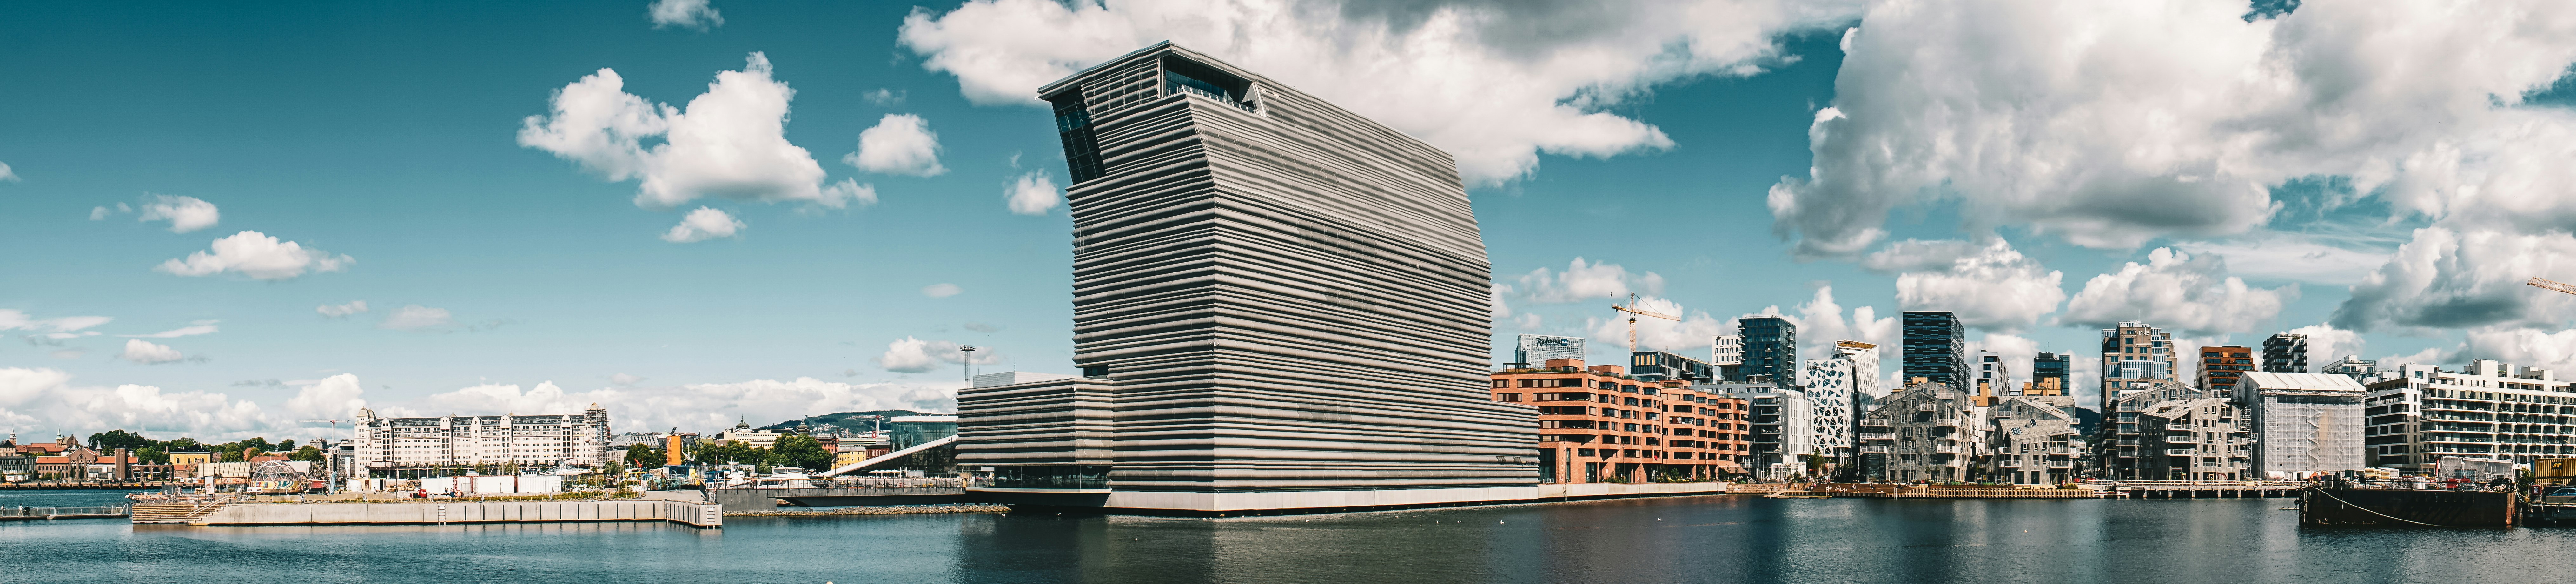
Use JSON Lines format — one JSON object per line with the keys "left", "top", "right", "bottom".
{"left": 959, "top": 345, "right": 978, "bottom": 388}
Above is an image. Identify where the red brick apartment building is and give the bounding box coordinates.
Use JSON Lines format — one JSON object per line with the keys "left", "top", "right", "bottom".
{"left": 1490, "top": 359, "right": 1751, "bottom": 483}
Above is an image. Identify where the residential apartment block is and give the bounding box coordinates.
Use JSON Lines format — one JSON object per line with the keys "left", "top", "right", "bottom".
{"left": 351, "top": 404, "right": 612, "bottom": 476}
{"left": 1987, "top": 396, "right": 2081, "bottom": 484}
{"left": 2262, "top": 333, "right": 2309, "bottom": 373}
{"left": 2362, "top": 360, "right": 2576, "bottom": 468}
{"left": 2099, "top": 321, "right": 2177, "bottom": 407}
{"left": 2133, "top": 398, "right": 2252, "bottom": 481}
{"left": 2093, "top": 381, "right": 2210, "bottom": 480}
{"left": 2198, "top": 345, "right": 2254, "bottom": 394}
{"left": 1698, "top": 379, "right": 1816, "bottom": 479}
{"left": 1856, "top": 382, "right": 1980, "bottom": 482}
{"left": 1492, "top": 359, "right": 1749, "bottom": 482}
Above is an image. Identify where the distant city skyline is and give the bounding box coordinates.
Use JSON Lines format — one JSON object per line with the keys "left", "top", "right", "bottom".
{"left": 6, "top": 0, "right": 2570, "bottom": 442}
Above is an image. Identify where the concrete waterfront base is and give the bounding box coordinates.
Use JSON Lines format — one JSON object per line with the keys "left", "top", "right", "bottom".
{"left": 186, "top": 500, "right": 722, "bottom": 528}
{"left": 976, "top": 482, "right": 1737, "bottom": 516}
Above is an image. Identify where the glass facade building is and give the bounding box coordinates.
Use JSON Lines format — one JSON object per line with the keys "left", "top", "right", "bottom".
{"left": 1736, "top": 317, "right": 1798, "bottom": 387}
{"left": 1901, "top": 312, "right": 1965, "bottom": 388}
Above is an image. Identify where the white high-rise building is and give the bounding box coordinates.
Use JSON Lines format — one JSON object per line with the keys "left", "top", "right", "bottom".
{"left": 352, "top": 404, "right": 611, "bottom": 477}
{"left": 1802, "top": 340, "right": 1884, "bottom": 470}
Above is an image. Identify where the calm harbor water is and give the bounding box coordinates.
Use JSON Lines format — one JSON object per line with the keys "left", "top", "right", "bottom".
{"left": 4, "top": 489, "right": 2564, "bottom": 583}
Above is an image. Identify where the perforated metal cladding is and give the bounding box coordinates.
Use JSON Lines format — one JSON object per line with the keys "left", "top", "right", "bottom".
{"left": 1054, "top": 44, "right": 1536, "bottom": 493}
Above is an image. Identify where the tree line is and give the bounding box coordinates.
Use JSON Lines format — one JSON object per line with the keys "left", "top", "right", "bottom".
{"left": 619, "top": 434, "right": 835, "bottom": 471}
{"left": 50, "top": 430, "right": 327, "bottom": 465}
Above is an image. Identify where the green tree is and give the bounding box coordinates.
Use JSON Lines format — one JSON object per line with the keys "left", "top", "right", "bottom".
{"left": 137, "top": 447, "right": 169, "bottom": 465}
{"left": 287, "top": 445, "right": 325, "bottom": 462}
{"left": 276, "top": 439, "right": 297, "bottom": 452}
{"left": 87, "top": 429, "right": 160, "bottom": 452}
{"left": 625, "top": 444, "right": 665, "bottom": 468}
{"left": 770, "top": 435, "right": 834, "bottom": 471}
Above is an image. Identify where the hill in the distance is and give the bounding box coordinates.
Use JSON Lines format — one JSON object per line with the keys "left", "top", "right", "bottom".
{"left": 761, "top": 410, "right": 942, "bottom": 431}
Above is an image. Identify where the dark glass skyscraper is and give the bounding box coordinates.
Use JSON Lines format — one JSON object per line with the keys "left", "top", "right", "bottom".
{"left": 1902, "top": 311, "right": 1965, "bottom": 388}
{"left": 2033, "top": 352, "right": 2071, "bottom": 386}
{"left": 1736, "top": 316, "right": 1797, "bottom": 387}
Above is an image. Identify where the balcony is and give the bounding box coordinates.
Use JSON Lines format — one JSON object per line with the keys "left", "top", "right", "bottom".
{"left": 2163, "top": 435, "right": 2198, "bottom": 444}
{"left": 2164, "top": 449, "right": 2195, "bottom": 456}
{"left": 1999, "top": 460, "right": 2021, "bottom": 468}
{"left": 1917, "top": 403, "right": 1938, "bottom": 412}
{"left": 1858, "top": 445, "right": 1891, "bottom": 454}
{"left": 1934, "top": 444, "right": 1968, "bottom": 455}
{"left": 1858, "top": 433, "right": 1894, "bottom": 441}
{"left": 2049, "top": 448, "right": 2076, "bottom": 455}
{"left": 1931, "top": 417, "right": 1963, "bottom": 426}
{"left": 2116, "top": 440, "right": 2138, "bottom": 446}
{"left": 2048, "top": 460, "right": 2074, "bottom": 468}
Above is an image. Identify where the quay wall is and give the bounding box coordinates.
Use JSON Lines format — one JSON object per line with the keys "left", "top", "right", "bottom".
{"left": 191, "top": 500, "right": 720, "bottom": 528}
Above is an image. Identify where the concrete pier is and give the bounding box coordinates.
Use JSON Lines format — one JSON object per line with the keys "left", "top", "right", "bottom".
{"left": 184, "top": 500, "right": 721, "bottom": 528}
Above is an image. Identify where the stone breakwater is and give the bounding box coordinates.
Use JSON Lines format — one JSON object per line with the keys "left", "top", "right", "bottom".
{"left": 725, "top": 504, "right": 1012, "bottom": 517}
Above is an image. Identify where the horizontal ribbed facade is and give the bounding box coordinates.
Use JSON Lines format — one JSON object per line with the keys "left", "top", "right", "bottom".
{"left": 966, "top": 43, "right": 1534, "bottom": 503}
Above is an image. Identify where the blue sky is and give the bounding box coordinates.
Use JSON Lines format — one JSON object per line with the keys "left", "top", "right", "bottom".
{"left": 5, "top": 0, "right": 2573, "bottom": 440}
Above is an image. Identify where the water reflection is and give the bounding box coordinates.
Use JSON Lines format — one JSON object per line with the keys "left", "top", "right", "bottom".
{"left": 3, "top": 494, "right": 2569, "bottom": 584}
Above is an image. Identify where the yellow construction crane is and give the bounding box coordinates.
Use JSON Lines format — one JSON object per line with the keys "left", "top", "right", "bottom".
{"left": 2531, "top": 277, "right": 2576, "bottom": 296}
{"left": 1612, "top": 292, "right": 1679, "bottom": 354}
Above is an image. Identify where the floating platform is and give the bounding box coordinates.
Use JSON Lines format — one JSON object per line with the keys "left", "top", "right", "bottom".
{"left": 2301, "top": 487, "right": 2516, "bottom": 527}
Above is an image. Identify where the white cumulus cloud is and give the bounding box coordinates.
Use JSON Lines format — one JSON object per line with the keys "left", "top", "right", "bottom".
{"left": 648, "top": 0, "right": 722, "bottom": 30}
{"left": 1864, "top": 239, "right": 2064, "bottom": 331}
{"left": 317, "top": 301, "right": 369, "bottom": 318}
{"left": 1005, "top": 172, "right": 1060, "bottom": 215}
{"left": 119, "top": 339, "right": 186, "bottom": 364}
{"left": 661, "top": 206, "right": 747, "bottom": 243}
{"left": 2062, "top": 248, "right": 2296, "bottom": 335}
{"left": 518, "top": 53, "right": 873, "bottom": 215}
{"left": 284, "top": 374, "right": 368, "bottom": 420}
{"left": 845, "top": 113, "right": 947, "bottom": 177}
{"left": 137, "top": 194, "right": 219, "bottom": 233}
{"left": 156, "top": 231, "right": 353, "bottom": 280}
{"left": 898, "top": 0, "right": 1861, "bottom": 185}
{"left": 1769, "top": 0, "right": 2576, "bottom": 257}
{"left": 1516, "top": 258, "right": 1662, "bottom": 305}
{"left": 0, "top": 161, "right": 16, "bottom": 182}
{"left": 2280, "top": 323, "right": 2365, "bottom": 367}
{"left": 921, "top": 283, "right": 963, "bottom": 298}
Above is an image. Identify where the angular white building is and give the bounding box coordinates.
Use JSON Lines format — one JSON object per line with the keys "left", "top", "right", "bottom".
{"left": 2361, "top": 359, "right": 2576, "bottom": 468}
{"left": 957, "top": 43, "right": 1536, "bottom": 513}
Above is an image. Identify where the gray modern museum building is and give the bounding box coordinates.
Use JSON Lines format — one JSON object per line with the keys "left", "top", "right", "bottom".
{"left": 956, "top": 42, "right": 1539, "bottom": 513}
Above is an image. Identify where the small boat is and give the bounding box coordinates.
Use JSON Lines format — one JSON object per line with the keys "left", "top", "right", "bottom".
{"left": 1765, "top": 492, "right": 1830, "bottom": 499}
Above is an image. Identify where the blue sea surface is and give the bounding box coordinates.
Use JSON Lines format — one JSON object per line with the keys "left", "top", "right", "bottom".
{"left": 3, "top": 494, "right": 2564, "bottom": 583}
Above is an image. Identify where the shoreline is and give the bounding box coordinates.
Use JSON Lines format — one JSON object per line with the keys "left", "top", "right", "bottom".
{"left": 724, "top": 503, "right": 1011, "bottom": 517}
